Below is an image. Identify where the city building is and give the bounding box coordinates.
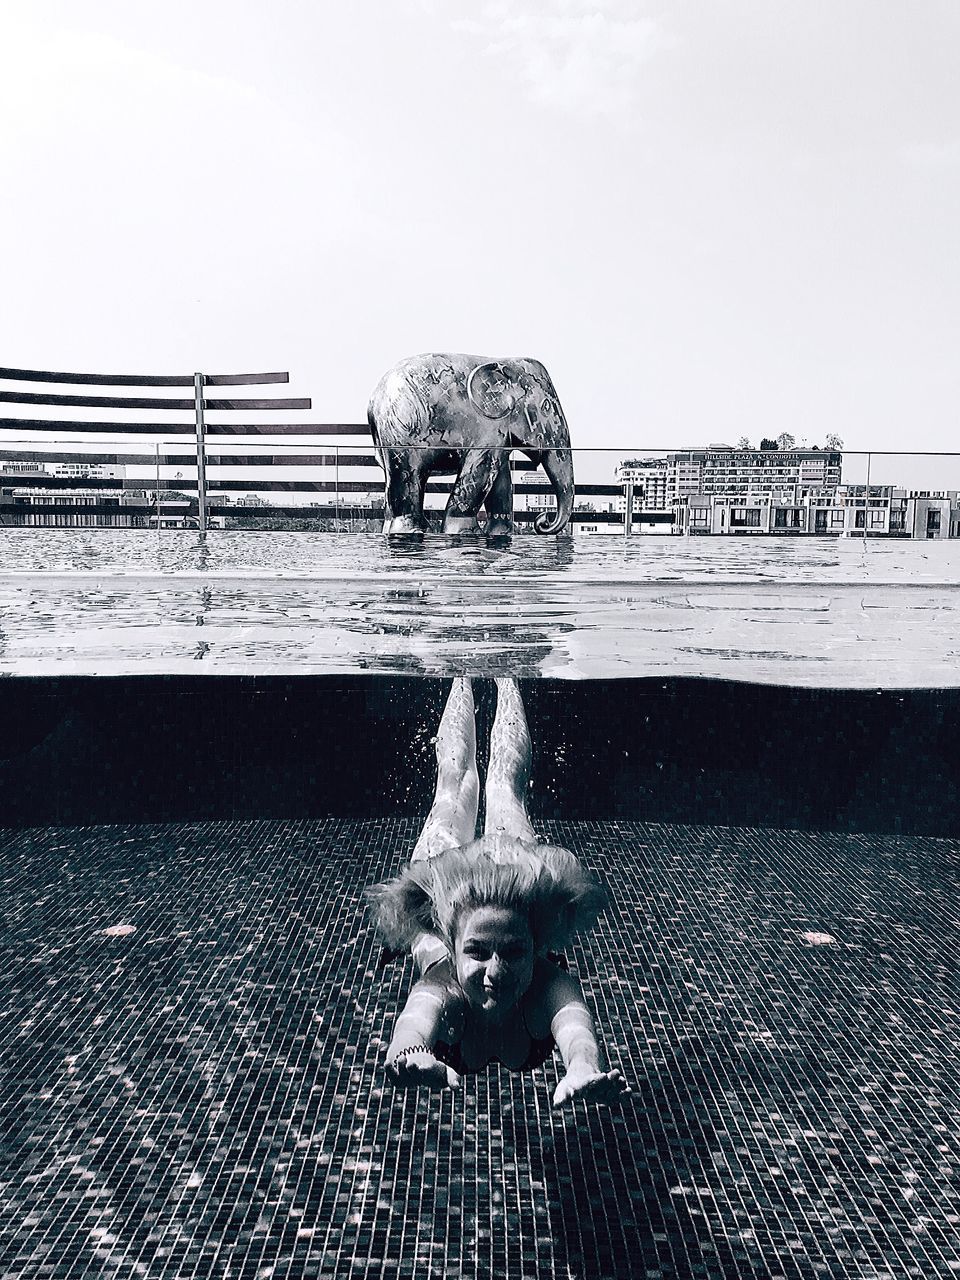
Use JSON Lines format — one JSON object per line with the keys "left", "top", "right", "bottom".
{"left": 903, "top": 491, "right": 960, "bottom": 539}
{"left": 669, "top": 446, "right": 842, "bottom": 499}
{"left": 45, "top": 462, "right": 125, "bottom": 480}
{"left": 0, "top": 487, "right": 150, "bottom": 527}
{"left": 618, "top": 447, "right": 842, "bottom": 506}
{"left": 615, "top": 458, "right": 671, "bottom": 512}
{"left": 613, "top": 446, "right": 960, "bottom": 539}
{"left": 0, "top": 461, "right": 47, "bottom": 477}
{"left": 677, "top": 486, "right": 960, "bottom": 538}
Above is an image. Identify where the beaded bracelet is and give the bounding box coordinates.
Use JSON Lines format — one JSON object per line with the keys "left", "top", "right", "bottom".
{"left": 390, "top": 1043, "right": 435, "bottom": 1064}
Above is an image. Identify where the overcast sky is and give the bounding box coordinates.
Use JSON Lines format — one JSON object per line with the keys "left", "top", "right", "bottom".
{"left": 2, "top": 0, "right": 958, "bottom": 481}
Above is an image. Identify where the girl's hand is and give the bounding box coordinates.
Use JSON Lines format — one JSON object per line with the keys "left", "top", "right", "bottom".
{"left": 552, "top": 1065, "right": 630, "bottom": 1108}
{"left": 388, "top": 1050, "right": 460, "bottom": 1092}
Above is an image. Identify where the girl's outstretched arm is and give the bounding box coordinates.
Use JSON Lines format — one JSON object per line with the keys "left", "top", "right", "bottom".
{"left": 385, "top": 973, "right": 461, "bottom": 1092}
{"left": 544, "top": 970, "right": 631, "bottom": 1108}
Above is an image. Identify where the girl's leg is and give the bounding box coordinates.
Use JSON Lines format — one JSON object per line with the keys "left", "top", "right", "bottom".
{"left": 484, "top": 677, "right": 537, "bottom": 842}
{"left": 409, "top": 677, "right": 480, "bottom": 974}
{"left": 411, "top": 676, "right": 480, "bottom": 863}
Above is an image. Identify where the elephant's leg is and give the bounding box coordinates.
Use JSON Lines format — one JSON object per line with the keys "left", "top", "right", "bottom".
{"left": 373, "top": 446, "right": 392, "bottom": 532}
{"left": 483, "top": 453, "right": 514, "bottom": 536}
{"left": 384, "top": 449, "right": 429, "bottom": 534}
{"left": 443, "top": 448, "right": 498, "bottom": 534}
{"left": 380, "top": 486, "right": 392, "bottom": 534}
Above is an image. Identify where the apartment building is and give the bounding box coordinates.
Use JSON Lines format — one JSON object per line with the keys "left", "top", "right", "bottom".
{"left": 617, "top": 446, "right": 841, "bottom": 507}
{"left": 614, "top": 458, "right": 671, "bottom": 512}
{"left": 0, "top": 487, "right": 150, "bottom": 527}
{"left": 46, "top": 462, "right": 125, "bottom": 480}
{"left": 681, "top": 486, "right": 960, "bottom": 538}
{"left": 0, "top": 461, "right": 47, "bottom": 478}
{"left": 903, "top": 491, "right": 960, "bottom": 539}
{"left": 672, "top": 446, "right": 842, "bottom": 498}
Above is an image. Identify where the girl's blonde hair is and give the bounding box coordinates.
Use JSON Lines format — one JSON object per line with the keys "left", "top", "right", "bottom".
{"left": 365, "top": 834, "right": 606, "bottom": 956}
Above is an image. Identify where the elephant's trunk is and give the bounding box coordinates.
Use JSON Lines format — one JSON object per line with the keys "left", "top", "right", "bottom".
{"left": 534, "top": 447, "right": 575, "bottom": 534}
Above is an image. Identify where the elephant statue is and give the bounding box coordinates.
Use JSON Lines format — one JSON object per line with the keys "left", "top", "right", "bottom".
{"left": 368, "top": 353, "right": 575, "bottom": 535}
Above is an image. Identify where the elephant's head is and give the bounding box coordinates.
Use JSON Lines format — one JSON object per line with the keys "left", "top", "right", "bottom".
{"left": 466, "top": 359, "right": 575, "bottom": 534}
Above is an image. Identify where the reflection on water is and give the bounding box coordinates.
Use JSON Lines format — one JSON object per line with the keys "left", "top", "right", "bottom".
{"left": 4, "top": 526, "right": 960, "bottom": 583}
{"left": 1, "top": 530, "right": 959, "bottom": 684}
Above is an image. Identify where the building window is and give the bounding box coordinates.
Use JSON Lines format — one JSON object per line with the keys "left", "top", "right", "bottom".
{"left": 869, "top": 509, "right": 885, "bottom": 528}
{"left": 774, "top": 508, "right": 802, "bottom": 529}
{"left": 927, "top": 509, "right": 941, "bottom": 532}
{"left": 830, "top": 510, "right": 845, "bottom": 527}
{"left": 689, "top": 509, "right": 710, "bottom": 527}
{"left": 730, "top": 508, "right": 761, "bottom": 527}
{"left": 815, "top": 510, "right": 828, "bottom": 532}
{"left": 855, "top": 510, "right": 866, "bottom": 529}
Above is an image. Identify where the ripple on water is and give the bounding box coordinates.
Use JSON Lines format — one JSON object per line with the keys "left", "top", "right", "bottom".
{"left": 1, "top": 530, "right": 959, "bottom": 683}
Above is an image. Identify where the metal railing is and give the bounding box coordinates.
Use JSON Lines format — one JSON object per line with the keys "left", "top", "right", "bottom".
{"left": 3, "top": 365, "right": 960, "bottom": 536}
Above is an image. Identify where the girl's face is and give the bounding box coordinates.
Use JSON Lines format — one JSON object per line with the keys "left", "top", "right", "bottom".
{"left": 453, "top": 905, "right": 535, "bottom": 1018}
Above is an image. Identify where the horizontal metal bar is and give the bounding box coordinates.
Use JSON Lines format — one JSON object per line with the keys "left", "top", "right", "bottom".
{"left": 0, "top": 449, "right": 379, "bottom": 467}
{"left": 0, "top": 392, "right": 311, "bottom": 410}
{"left": 0, "top": 449, "right": 621, "bottom": 483}
{"left": 199, "top": 373, "right": 290, "bottom": 386}
{"left": 0, "top": 393, "right": 199, "bottom": 410}
{"left": 578, "top": 509, "right": 674, "bottom": 523}
{"left": 0, "top": 476, "right": 136, "bottom": 489}
{"left": 200, "top": 479, "right": 623, "bottom": 494}
{"left": 207, "top": 504, "right": 378, "bottom": 519}
{"left": 0, "top": 422, "right": 371, "bottom": 442}
{"left": 206, "top": 452, "right": 379, "bottom": 467}
{"left": 1, "top": 479, "right": 202, "bottom": 493}
{"left": 0, "top": 504, "right": 670, "bottom": 524}
{"left": 206, "top": 453, "right": 377, "bottom": 467}
{"left": 0, "top": 450, "right": 174, "bottom": 466}
{"left": 204, "top": 398, "right": 311, "bottom": 411}
{"left": 0, "top": 367, "right": 290, "bottom": 387}
{"left": 198, "top": 506, "right": 658, "bottom": 523}
{"left": 0, "top": 470, "right": 631, "bottom": 501}
{"left": 204, "top": 423, "right": 366, "bottom": 435}
{"left": 207, "top": 479, "right": 397, "bottom": 493}
{"left": 0, "top": 503, "right": 152, "bottom": 514}
{"left": 0, "top": 501, "right": 666, "bottom": 524}
{"left": 0, "top": 417, "right": 197, "bottom": 434}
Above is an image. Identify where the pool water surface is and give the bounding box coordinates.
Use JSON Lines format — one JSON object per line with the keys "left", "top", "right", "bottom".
{"left": 2, "top": 530, "right": 960, "bottom": 684}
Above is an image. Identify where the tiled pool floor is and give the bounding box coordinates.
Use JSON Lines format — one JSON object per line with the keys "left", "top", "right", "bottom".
{"left": 1, "top": 819, "right": 958, "bottom": 1279}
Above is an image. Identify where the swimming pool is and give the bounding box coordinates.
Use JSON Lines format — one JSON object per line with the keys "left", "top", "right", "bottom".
{"left": 1, "top": 531, "right": 958, "bottom": 1279}
{"left": 2, "top": 530, "right": 960, "bottom": 684}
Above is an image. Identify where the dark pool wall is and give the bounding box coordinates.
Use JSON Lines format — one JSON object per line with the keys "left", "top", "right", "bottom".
{"left": 1, "top": 676, "right": 959, "bottom": 836}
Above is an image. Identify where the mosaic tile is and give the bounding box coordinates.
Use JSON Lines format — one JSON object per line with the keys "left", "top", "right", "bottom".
{"left": 0, "top": 819, "right": 958, "bottom": 1278}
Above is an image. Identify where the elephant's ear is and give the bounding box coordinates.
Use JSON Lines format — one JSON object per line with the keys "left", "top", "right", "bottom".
{"left": 466, "top": 361, "right": 524, "bottom": 420}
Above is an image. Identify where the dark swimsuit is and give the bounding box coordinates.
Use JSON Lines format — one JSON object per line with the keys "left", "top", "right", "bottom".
{"left": 428, "top": 952, "right": 568, "bottom": 1075}
{"left": 432, "top": 1007, "right": 557, "bottom": 1075}
{"left": 378, "top": 947, "right": 567, "bottom": 1074}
